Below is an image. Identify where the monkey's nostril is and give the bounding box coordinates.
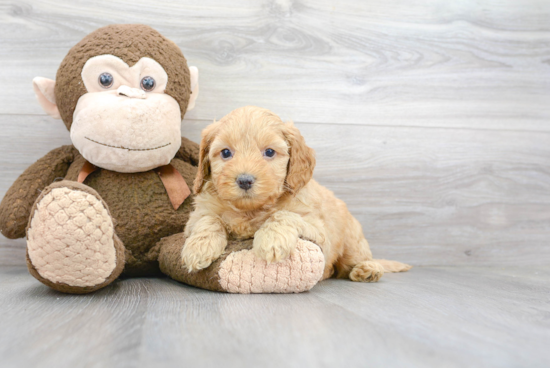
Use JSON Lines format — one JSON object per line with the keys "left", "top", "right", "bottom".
{"left": 116, "top": 85, "right": 146, "bottom": 99}
{"left": 236, "top": 174, "right": 255, "bottom": 191}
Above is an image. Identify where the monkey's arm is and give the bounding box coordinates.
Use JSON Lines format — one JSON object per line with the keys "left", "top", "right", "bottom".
{"left": 176, "top": 136, "right": 199, "bottom": 166}
{"left": 0, "top": 145, "right": 77, "bottom": 239}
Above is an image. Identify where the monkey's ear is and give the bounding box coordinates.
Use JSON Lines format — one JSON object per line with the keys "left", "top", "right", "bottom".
{"left": 187, "top": 66, "right": 199, "bottom": 111}
{"left": 32, "top": 77, "right": 61, "bottom": 119}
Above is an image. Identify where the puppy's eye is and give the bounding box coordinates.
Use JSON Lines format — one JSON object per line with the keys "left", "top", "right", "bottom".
{"left": 140, "top": 76, "right": 155, "bottom": 91}
{"left": 264, "top": 148, "right": 276, "bottom": 158}
{"left": 220, "top": 149, "right": 233, "bottom": 160}
{"left": 98, "top": 72, "right": 114, "bottom": 88}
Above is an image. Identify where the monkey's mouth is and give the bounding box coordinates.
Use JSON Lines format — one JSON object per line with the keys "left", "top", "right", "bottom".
{"left": 85, "top": 137, "right": 171, "bottom": 151}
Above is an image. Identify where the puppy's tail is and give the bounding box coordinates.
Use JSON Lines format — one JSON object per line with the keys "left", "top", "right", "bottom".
{"left": 375, "top": 259, "right": 412, "bottom": 273}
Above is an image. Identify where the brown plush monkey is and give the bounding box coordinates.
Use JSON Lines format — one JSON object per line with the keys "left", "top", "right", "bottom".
{"left": 0, "top": 25, "right": 324, "bottom": 294}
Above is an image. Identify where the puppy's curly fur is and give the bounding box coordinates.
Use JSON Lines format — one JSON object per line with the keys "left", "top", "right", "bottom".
{"left": 182, "top": 106, "right": 410, "bottom": 281}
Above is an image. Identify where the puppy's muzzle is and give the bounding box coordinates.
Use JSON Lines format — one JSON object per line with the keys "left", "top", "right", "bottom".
{"left": 236, "top": 174, "right": 255, "bottom": 191}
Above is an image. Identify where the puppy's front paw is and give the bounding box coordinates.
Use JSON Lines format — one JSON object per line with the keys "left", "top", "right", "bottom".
{"left": 253, "top": 227, "right": 298, "bottom": 264}
{"left": 181, "top": 233, "right": 227, "bottom": 272}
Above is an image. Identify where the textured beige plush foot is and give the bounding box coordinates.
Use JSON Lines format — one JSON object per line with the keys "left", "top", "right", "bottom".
{"left": 219, "top": 239, "right": 324, "bottom": 294}
{"left": 158, "top": 235, "right": 325, "bottom": 294}
{"left": 349, "top": 260, "right": 385, "bottom": 282}
{"left": 26, "top": 181, "right": 124, "bottom": 293}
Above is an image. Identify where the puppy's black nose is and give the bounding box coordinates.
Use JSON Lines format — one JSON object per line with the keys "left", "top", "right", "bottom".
{"left": 236, "top": 174, "right": 255, "bottom": 191}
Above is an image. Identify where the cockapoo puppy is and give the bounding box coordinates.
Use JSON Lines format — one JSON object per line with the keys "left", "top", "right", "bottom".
{"left": 181, "top": 106, "right": 411, "bottom": 281}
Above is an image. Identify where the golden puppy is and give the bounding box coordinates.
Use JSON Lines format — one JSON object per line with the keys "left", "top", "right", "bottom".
{"left": 182, "top": 106, "right": 410, "bottom": 281}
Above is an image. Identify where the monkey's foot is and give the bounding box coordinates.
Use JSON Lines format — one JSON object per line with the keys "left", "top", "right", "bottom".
{"left": 26, "top": 181, "right": 125, "bottom": 294}
{"left": 219, "top": 239, "right": 325, "bottom": 293}
{"left": 159, "top": 235, "right": 325, "bottom": 294}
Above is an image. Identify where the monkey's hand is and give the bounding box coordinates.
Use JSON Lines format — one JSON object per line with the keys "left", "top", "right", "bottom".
{"left": 0, "top": 145, "right": 76, "bottom": 239}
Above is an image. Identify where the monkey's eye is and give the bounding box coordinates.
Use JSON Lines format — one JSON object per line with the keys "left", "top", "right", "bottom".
{"left": 264, "top": 148, "right": 276, "bottom": 158}
{"left": 140, "top": 76, "right": 156, "bottom": 91}
{"left": 98, "top": 72, "right": 114, "bottom": 88}
{"left": 220, "top": 149, "right": 233, "bottom": 160}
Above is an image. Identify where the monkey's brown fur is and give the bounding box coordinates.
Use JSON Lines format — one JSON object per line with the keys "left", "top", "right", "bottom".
{"left": 0, "top": 26, "right": 204, "bottom": 292}
{"left": 0, "top": 25, "right": 327, "bottom": 294}
{"left": 0, "top": 25, "right": 196, "bottom": 282}
{"left": 55, "top": 24, "right": 191, "bottom": 129}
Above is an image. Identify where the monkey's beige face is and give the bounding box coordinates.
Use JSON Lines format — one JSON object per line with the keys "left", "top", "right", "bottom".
{"left": 208, "top": 116, "right": 291, "bottom": 211}
{"left": 70, "top": 55, "right": 181, "bottom": 172}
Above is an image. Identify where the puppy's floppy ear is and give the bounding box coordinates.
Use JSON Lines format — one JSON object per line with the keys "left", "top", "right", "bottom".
{"left": 283, "top": 121, "right": 316, "bottom": 195}
{"left": 193, "top": 122, "right": 218, "bottom": 194}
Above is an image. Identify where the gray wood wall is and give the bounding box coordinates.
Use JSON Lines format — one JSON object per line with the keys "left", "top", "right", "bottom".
{"left": 1, "top": 0, "right": 549, "bottom": 267}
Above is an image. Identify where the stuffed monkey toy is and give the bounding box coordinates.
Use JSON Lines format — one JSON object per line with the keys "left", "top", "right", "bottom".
{"left": 0, "top": 24, "right": 324, "bottom": 294}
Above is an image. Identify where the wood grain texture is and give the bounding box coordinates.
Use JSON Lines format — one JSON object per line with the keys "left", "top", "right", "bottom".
{"left": 1, "top": 0, "right": 549, "bottom": 130}
{"left": 0, "top": 265, "right": 548, "bottom": 368}
{"left": 1, "top": 115, "right": 549, "bottom": 267}
{"left": 1, "top": 2, "right": 549, "bottom": 367}
{"left": 2, "top": 0, "right": 549, "bottom": 267}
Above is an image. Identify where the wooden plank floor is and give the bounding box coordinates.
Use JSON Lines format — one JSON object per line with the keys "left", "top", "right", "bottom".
{"left": 2, "top": 0, "right": 550, "bottom": 266}
{"left": 2, "top": 0, "right": 550, "bottom": 132}
{"left": 1, "top": 1, "right": 550, "bottom": 367}
{"left": 0, "top": 265, "right": 549, "bottom": 368}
